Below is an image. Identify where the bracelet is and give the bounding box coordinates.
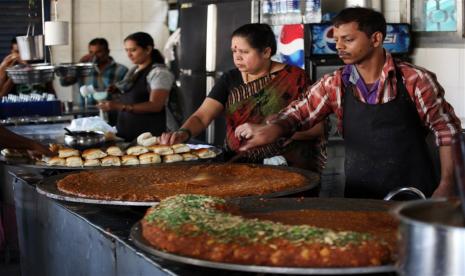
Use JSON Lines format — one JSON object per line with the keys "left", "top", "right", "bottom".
{"left": 177, "top": 128, "right": 192, "bottom": 141}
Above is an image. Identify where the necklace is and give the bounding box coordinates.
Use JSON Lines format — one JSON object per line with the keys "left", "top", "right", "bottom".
{"left": 245, "top": 61, "right": 273, "bottom": 83}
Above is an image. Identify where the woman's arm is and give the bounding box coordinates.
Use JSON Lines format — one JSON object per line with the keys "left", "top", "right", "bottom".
{"left": 97, "top": 89, "right": 169, "bottom": 113}
{"left": 161, "top": 98, "right": 224, "bottom": 145}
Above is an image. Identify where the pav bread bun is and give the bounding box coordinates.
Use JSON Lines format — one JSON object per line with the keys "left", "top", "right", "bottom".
{"left": 136, "top": 132, "right": 153, "bottom": 145}
{"left": 83, "top": 159, "right": 101, "bottom": 167}
{"left": 47, "top": 156, "right": 66, "bottom": 166}
{"left": 121, "top": 155, "right": 140, "bottom": 166}
{"left": 82, "top": 148, "right": 107, "bottom": 160}
{"left": 163, "top": 154, "right": 183, "bottom": 163}
{"left": 126, "top": 146, "right": 149, "bottom": 156}
{"left": 59, "top": 148, "right": 80, "bottom": 158}
{"left": 139, "top": 136, "right": 159, "bottom": 147}
{"left": 172, "top": 143, "right": 190, "bottom": 154}
{"left": 101, "top": 156, "right": 121, "bottom": 166}
{"left": 66, "top": 156, "right": 83, "bottom": 167}
{"left": 193, "top": 148, "right": 217, "bottom": 159}
{"left": 139, "top": 153, "right": 161, "bottom": 164}
{"left": 181, "top": 153, "right": 198, "bottom": 161}
{"left": 148, "top": 145, "right": 173, "bottom": 155}
{"left": 106, "top": 146, "right": 124, "bottom": 156}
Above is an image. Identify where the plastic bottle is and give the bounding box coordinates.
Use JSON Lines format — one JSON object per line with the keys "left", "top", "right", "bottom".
{"left": 304, "top": 0, "right": 322, "bottom": 23}
{"left": 261, "top": 0, "right": 271, "bottom": 24}
{"left": 286, "top": 0, "right": 301, "bottom": 24}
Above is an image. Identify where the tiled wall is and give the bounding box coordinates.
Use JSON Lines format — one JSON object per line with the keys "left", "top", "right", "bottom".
{"left": 384, "top": 0, "right": 465, "bottom": 121}
{"left": 51, "top": 0, "right": 169, "bottom": 102}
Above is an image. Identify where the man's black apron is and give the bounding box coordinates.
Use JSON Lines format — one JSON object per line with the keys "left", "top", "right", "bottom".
{"left": 343, "top": 66, "right": 436, "bottom": 199}
{"left": 117, "top": 65, "right": 166, "bottom": 141}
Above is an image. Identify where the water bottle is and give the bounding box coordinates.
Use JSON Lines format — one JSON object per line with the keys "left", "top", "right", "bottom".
{"left": 261, "top": 0, "right": 271, "bottom": 24}
{"left": 304, "top": 0, "right": 322, "bottom": 23}
{"left": 286, "top": 0, "right": 302, "bottom": 24}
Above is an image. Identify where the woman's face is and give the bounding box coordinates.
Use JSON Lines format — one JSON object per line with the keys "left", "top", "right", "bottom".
{"left": 231, "top": 36, "right": 271, "bottom": 75}
{"left": 124, "top": 39, "right": 152, "bottom": 65}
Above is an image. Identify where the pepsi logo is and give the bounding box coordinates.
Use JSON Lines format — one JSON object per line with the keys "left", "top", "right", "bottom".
{"left": 323, "top": 26, "right": 337, "bottom": 52}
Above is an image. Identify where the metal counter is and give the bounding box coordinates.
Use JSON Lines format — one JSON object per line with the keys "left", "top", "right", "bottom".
{"left": 10, "top": 168, "right": 251, "bottom": 276}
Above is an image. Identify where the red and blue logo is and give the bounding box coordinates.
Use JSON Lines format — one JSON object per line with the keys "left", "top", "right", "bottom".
{"left": 274, "top": 24, "right": 305, "bottom": 69}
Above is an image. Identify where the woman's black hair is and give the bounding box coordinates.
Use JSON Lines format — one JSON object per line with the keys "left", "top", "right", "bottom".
{"left": 231, "top": 23, "right": 276, "bottom": 56}
{"left": 331, "top": 7, "right": 386, "bottom": 39}
{"left": 124, "top": 32, "right": 164, "bottom": 64}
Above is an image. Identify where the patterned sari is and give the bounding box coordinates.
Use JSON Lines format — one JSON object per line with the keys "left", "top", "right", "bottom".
{"left": 224, "top": 65, "right": 327, "bottom": 173}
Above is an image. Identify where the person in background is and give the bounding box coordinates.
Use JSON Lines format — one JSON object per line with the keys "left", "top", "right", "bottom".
{"left": 0, "top": 38, "right": 20, "bottom": 97}
{"left": 97, "top": 32, "right": 175, "bottom": 142}
{"left": 237, "top": 7, "right": 461, "bottom": 199}
{"left": 59, "top": 38, "right": 128, "bottom": 124}
{"left": 0, "top": 37, "right": 55, "bottom": 97}
{"left": 161, "top": 23, "right": 326, "bottom": 174}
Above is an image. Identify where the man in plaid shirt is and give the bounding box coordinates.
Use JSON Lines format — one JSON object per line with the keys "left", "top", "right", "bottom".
{"left": 237, "top": 7, "right": 461, "bottom": 199}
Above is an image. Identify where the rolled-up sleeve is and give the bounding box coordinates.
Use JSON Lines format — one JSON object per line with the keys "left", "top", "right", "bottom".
{"left": 411, "top": 70, "right": 461, "bottom": 146}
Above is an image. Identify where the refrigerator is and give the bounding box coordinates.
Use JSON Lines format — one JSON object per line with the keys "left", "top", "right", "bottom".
{"left": 178, "top": 0, "right": 258, "bottom": 145}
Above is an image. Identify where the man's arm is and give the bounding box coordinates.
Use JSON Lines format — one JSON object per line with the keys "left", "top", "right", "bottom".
{"left": 0, "top": 126, "right": 52, "bottom": 155}
{"left": 432, "top": 145, "right": 455, "bottom": 197}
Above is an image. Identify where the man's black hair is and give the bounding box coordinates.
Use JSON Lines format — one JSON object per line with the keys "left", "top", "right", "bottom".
{"left": 331, "top": 7, "right": 386, "bottom": 39}
{"left": 89, "top": 38, "right": 109, "bottom": 51}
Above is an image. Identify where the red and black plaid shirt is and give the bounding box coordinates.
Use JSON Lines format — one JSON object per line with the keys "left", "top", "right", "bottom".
{"left": 275, "top": 53, "right": 461, "bottom": 146}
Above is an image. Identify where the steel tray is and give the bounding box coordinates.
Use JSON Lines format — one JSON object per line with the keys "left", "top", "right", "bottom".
{"left": 36, "top": 163, "right": 319, "bottom": 206}
{"left": 130, "top": 197, "right": 397, "bottom": 275}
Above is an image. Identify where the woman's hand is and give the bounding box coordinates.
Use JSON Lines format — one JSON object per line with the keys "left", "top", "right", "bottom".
{"left": 97, "top": 100, "right": 122, "bottom": 112}
{"left": 160, "top": 131, "right": 189, "bottom": 145}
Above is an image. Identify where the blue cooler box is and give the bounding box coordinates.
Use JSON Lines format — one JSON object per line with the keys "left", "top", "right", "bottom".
{"left": 0, "top": 100, "right": 62, "bottom": 119}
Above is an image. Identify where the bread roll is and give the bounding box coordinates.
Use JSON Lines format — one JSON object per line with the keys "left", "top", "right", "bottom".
{"left": 101, "top": 156, "right": 121, "bottom": 166}
{"left": 106, "top": 146, "right": 123, "bottom": 156}
{"left": 66, "top": 156, "right": 83, "bottom": 167}
{"left": 139, "top": 136, "right": 159, "bottom": 147}
{"left": 83, "top": 159, "right": 100, "bottom": 167}
{"left": 82, "top": 148, "right": 107, "bottom": 160}
{"left": 148, "top": 145, "right": 173, "bottom": 155}
{"left": 163, "top": 154, "right": 183, "bottom": 163}
{"left": 136, "top": 132, "right": 153, "bottom": 145}
{"left": 193, "top": 148, "right": 217, "bottom": 159}
{"left": 121, "top": 155, "right": 140, "bottom": 166}
{"left": 172, "top": 143, "right": 190, "bottom": 154}
{"left": 47, "top": 156, "right": 66, "bottom": 166}
{"left": 126, "top": 146, "right": 149, "bottom": 156}
{"left": 182, "top": 153, "right": 198, "bottom": 161}
{"left": 139, "top": 152, "right": 161, "bottom": 164}
{"left": 59, "top": 148, "right": 80, "bottom": 158}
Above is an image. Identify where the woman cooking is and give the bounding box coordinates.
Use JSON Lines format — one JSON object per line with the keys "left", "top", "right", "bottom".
{"left": 97, "top": 32, "right": 174, "bottom": 141}
{"left": 161, "top": 23, "right": 326, "bottom": 173}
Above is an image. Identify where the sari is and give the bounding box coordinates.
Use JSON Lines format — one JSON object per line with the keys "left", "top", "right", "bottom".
{"left": 224, "top": 65, "right": 327, "bottom": 173}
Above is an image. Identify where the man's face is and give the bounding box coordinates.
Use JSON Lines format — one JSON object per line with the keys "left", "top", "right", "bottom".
{"left": 11, "top": 43, "right": 19, "bottom": 55}
{"left": 88, "top": 44, "right": 109, "bottom": 64}
{"left": 333, "top": 22, "right": 379, "bottom": 65}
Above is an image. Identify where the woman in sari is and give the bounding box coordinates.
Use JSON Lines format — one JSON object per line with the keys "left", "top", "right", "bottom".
{"left": 161, "top": 23, "right": 326, "bottom": 173}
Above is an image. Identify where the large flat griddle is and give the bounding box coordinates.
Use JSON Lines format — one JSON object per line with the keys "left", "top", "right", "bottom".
{"left": 36, "top": 164, "right": 320, "bottom": 206}
{"left": 130, "top": 197, "right": 397, "bottom": 274}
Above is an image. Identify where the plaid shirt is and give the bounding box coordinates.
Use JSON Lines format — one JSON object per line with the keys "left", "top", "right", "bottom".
{"left": 275, "top": 53, "right": 461, "bottom": 146}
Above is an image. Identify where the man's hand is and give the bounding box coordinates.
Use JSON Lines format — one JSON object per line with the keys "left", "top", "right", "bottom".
{"left": 97, "top": 100, "right": 120, "bottom": 112}
{"left": 79, "top": 54, "right": 94, "bottom": 63}
{"left": 432, "top": 178, "right": 455, "bottom": 198}
{"left": 160, "top": 131, "right": 188, "bottom": 145}
{"left": 236, "top": 123, "right": 284, "bottom": 151}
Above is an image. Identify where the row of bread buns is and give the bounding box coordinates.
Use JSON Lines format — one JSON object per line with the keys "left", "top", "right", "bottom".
{"left": 47, "top": 144, "right": 216, "bottom": 167}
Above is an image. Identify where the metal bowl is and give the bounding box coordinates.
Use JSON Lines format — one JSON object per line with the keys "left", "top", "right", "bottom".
{"left": 64, "top": 130, "right": 105, "bottom": 149}
{"left": 6, "top": 64, "right": 55, "bottom": 84}
{"left": 54, "top": 62, "right": 94, "bottom": 78}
